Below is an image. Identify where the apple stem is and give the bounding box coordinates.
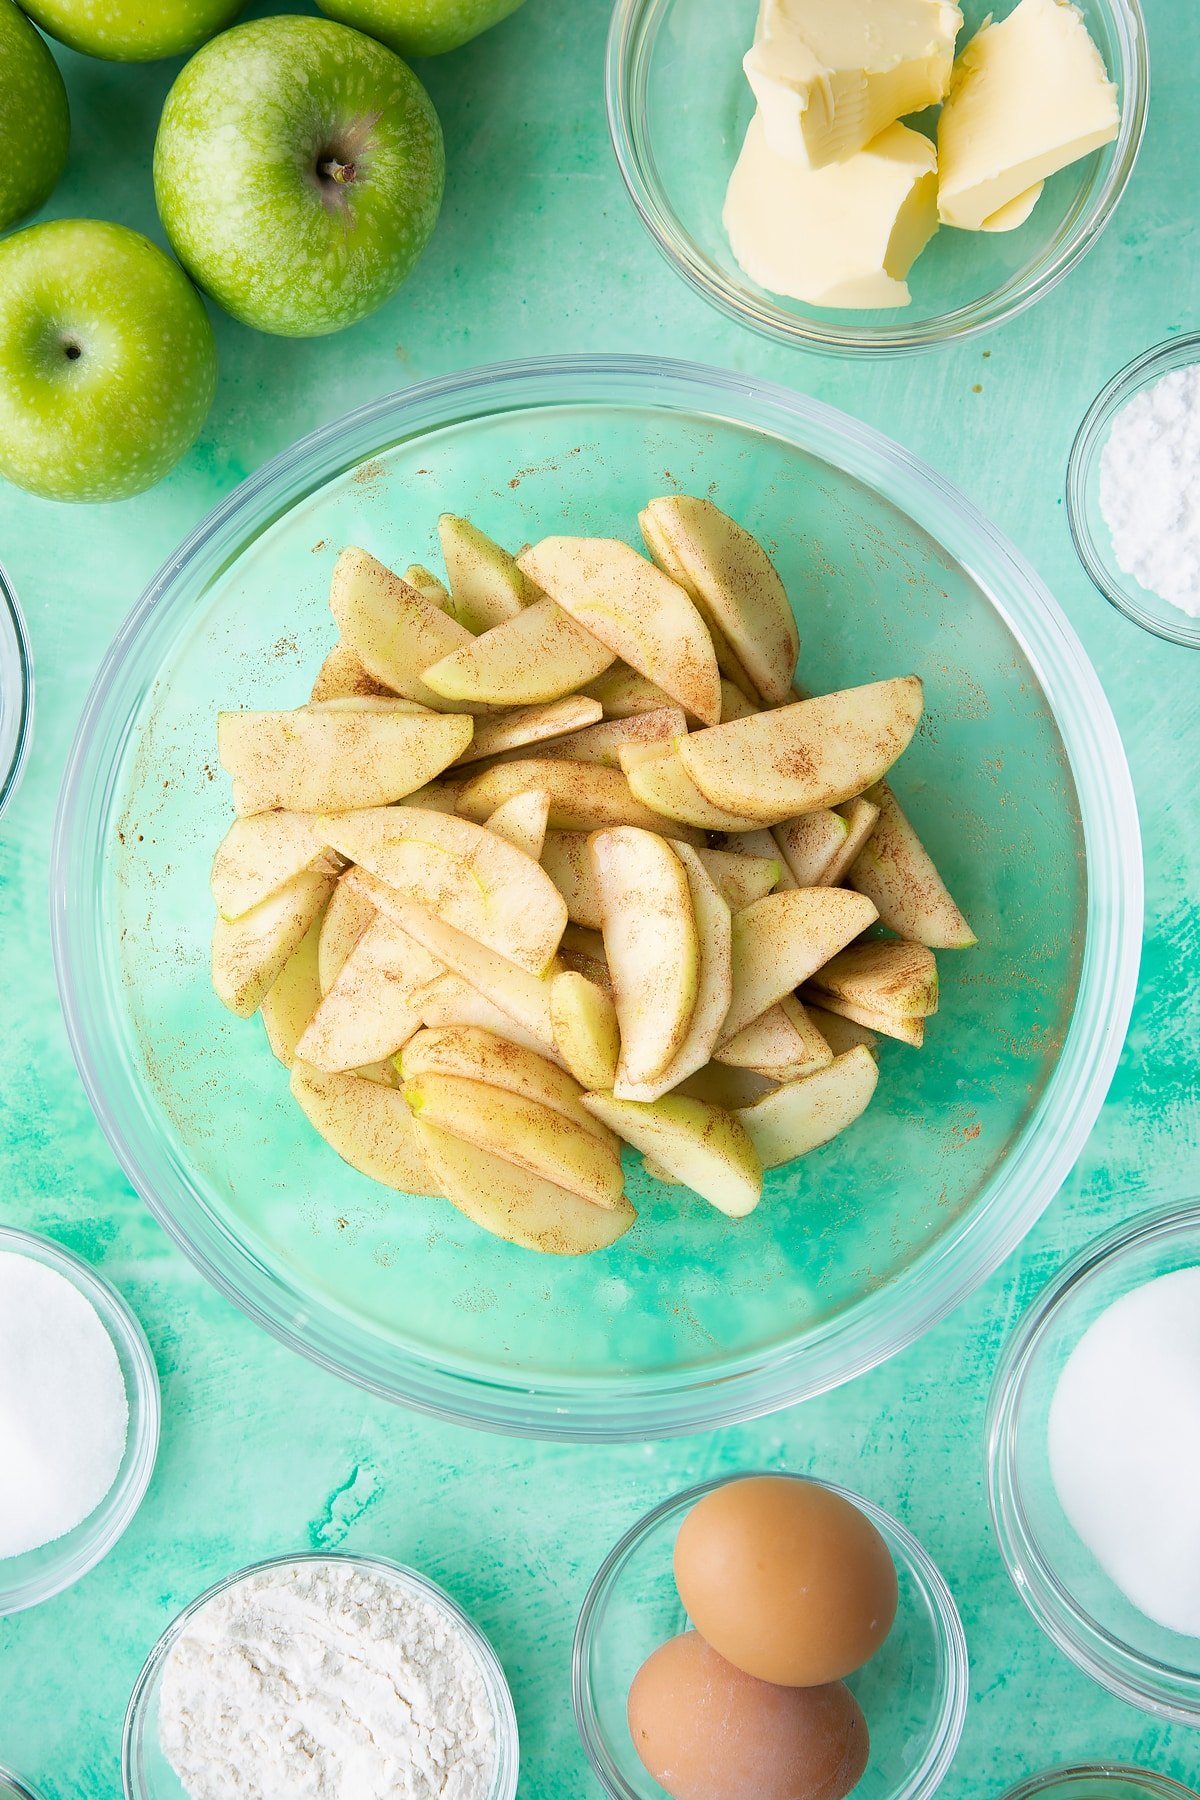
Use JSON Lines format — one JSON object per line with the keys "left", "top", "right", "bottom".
{"left": 318, "top": 157, "right": 356, "bottom": 186}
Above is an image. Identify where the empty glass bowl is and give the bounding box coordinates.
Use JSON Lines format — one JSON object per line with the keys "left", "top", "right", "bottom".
{"left": 606, "top": 0, "right": 1148, "bottom": 356}
{"left": 999, "top": 1770, "right": 1199, "bottom": 1800}
{"left": 0, "top": 1226, "right": 160, "bottom": 1616}
{"left": 573, "top": 1473, "right": 968, "bottom": 1800}
{"left": 988, "top": 1200, "right": 1200, "bottom": 1725}
{"left": 122, "top": 1552, "right": 519, "bottom": 1800}
{"left": 1067, "top": 334, "right": 1200, "bottom": 648}
{"left": 0, "top": 560, "right": 32, "bottom": 820}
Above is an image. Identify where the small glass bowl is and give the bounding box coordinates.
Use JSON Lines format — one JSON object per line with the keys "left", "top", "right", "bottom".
{"left": 1067, "top": 334, "right": 1200, "bottom": 648}
{"left": 0, "top": 560, "right": 33, "bottom": 820}
{"left": 606, "top": 0, "right": 1148, "bottom": 357}
{"left": 988, "top": 1200, "right": 1200, "bottom": 1725}
{"left": 0, "top": 1767, "right": 47, "bottom": 1800}
{"left": 123, "top": 1551, "right": 520, "bottom": 1800}
{"left": 999, "top": 1769, "right": 1199, "bottom": 1800}
{"left": 0, "top": 1226, "right": 160, "bottom": 1617}
{"left": 573, "top": 1473, "right": 968, "bottom": 1800}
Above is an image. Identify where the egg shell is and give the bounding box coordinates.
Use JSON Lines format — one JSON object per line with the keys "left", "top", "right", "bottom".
{"left": 627, "top": 1631, "right": 869, "bottom": 1800}
{"left": 673, "top": 1476, "right": 898, "bottom": 1687}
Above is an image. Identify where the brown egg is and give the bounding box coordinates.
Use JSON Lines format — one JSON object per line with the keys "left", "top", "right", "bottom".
{"left": 674, "top": 1477, "right": 898, "bottom": 1687}
{"left": 627, "top": 1631, "right": 869, "bottom": 1800}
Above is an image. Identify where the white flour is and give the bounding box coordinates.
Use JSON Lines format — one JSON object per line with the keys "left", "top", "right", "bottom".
{"left": 159, "top": 1559, "right": 499, "bottom": 1800}
{"left": 1099, "top": 361, "right": 1200, "bottom": 618}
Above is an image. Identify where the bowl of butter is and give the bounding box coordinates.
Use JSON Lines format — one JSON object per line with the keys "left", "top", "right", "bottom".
{"left": 607, "top": 0, "right": 1149, "bottom": 356}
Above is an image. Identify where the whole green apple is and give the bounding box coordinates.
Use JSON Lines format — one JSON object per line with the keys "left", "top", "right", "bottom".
{"left": 20, "top": 0, "right": 244, "bottom": 61}
{"left": 315, "top": 0, "right": 527, "bottom": 57}
{"left": 0, "top": 0, "right": 69, "bottom": 229}
{"left": 0, "top": 221, "right": 218, "bottom": 503}
{"left": 154, "top": 17, "right": 444, "bottom": 338}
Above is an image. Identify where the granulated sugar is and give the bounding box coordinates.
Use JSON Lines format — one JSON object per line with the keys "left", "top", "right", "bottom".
{"left": 1099, "top": 362, "right": 1200, "bottom": 618}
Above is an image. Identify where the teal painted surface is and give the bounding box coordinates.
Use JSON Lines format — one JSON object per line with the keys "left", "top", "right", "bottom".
{"left": 0, "top": 0, "right": 1196, "bottom": 1794}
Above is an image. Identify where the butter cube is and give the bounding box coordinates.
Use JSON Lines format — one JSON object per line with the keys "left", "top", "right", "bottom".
{"left": 938, "top": 0, "right": 1120, "bottom": 231}
{"left": 745, "top": 0, "right": 963, "bottom": 170}
{"left": 724, "top": 116, "right": 940, "bottom": 310}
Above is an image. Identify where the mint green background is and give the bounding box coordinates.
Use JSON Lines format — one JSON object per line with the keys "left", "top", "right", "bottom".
{"left": 0, "top": 2, "right": 1196, "bottom": 1795}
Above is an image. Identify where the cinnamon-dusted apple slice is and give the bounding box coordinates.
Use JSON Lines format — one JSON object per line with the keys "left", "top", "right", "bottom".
{"left": 550, "top": 972, "right": 621, "bottom": 1091}
{"left": 641, "top": 496, "right": 799, "bottom": 706}
{"left": 591, "top": 827, "right": 700, "bottom": 1089}
{"left": 798, "top": 987, "right": 925, "bottom": 1047}
{"left": 421, "top": 596, "right": 615, "bottom": 708}
{"left": 211, "top": 812, "right": 339, "bottom": 920}
{"left": 774, "top": 811, "right": 849, "bottom": 887}
{"left": 541, "top": 831, "right": 603, "bottom": 930}
{"left": 582, "top": 664, "right": 677, "bottom": 719}
{"left": 218, "top": 706, "right": 472, "bottom": 816}
{"left": 719, "top": 679, "right": 758, "bottom": 722}
{"left": 805, "top": 939, "right": 939, "bottom": 1017}
{"left": 620, "top": 743, "right": 769, "bottom": 834}
{"left": 318, "top": 873, "right": 377, "bottom": 995}
{"left": 716, "top": 994, "right": 833, "bottom": 1082}
{"left": 310, "top": 640, "right": 396, "bottom": 702}
{"left": 518, "top": 537, "right": 722, "bottom": 727}
{"left": 438, "top": 514, "right": 529, "bottom": 633}
{"left": 678, "top": 678, "right": 924, "bottom": 823}
{"left": 805, "top": 1007, "right": 879, "bottom": 1057}
{"left": 260, "top": 911, "right": 324, "bottom": 1067}
{"left": 484, "top": 790, "right": 550, "bottom": 860}
{"left": 694, "top": 848, "right": 781, "bottom": 911}
{"left": 413, "top": 1120, "right": 636, "bottom": 1257}
{"left": 719, "top": 887, "right": 878, "bottom": 1043}
{"left": 510, "top": 706, "right": 687, "bottom": 770}
{"left": 404, "top": 564, "right": 450, "bottom": 609}
{"left": 457, "top": 758, "right": 703, "bottom": 842}
{"left": 295, "top": 914, "right": 434, "bottom": 1073}
{"left": 418, "top": 977, "right": 562, "bottom": 1060}
{"left": 676, "top": 1063, "right": 778, "bottom": 1110}
{"left": 823, "top": 796, "right": 882, "bottom": 887}
{"left": 398, "top": 1025, "right": 615, "bottom": 1150}
{"left": 848, "top": 780, "right": 976, "bottom": 949}
{"left": 735, "top": 1047, "right": 879, "bottom": 1168}
{"left": 723, "top": 829, "right": 798, "bottom": 889}
{"left": 391, "top": 902, "right": 556, "bottom": 1050}
{"left": 582, "top": 1092, "right": 763, "bottom": 1219}
{"left": 328, "top": 546, "right": 478, "bottom": 710}
{"left": 454, "top": 696, "right": 603, "bottom": 765}
{"left": 212, "top": 871, "right": 334, "bottom": 1018}
{"left": 291, "top": 1062, "right": 439, "bottom": 1195}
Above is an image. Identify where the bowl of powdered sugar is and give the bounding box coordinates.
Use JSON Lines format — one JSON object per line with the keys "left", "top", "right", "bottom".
{"left": 1068, "top": 334, "right": 1200, "bottom": 649}
{"left": 122, "top": 1552, "right": 519, "bottom": 1800}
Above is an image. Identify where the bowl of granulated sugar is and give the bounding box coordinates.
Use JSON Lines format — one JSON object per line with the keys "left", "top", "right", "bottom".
{"left": 1068, "top": 334, "right": 1200, "bottom": 649}
{"left": 0, "top": 1226, "right": 160, "bottom": 1615}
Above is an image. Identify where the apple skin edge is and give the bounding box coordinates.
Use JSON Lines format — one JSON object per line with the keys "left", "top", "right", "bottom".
{"left": 316, "top": 0, "right": 529, "bottom": 59}
{"left": 0, "top": 0, "right": 70, "bottom": 231}
{"left": 20, "top": 0, "right": 244, "bottom": 61}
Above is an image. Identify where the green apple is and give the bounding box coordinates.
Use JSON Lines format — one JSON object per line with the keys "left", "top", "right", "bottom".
{"left": 0, "top": 1, "right": 69, "bottom": 230}
{"left": 154, "top": 17, "right": 445, "bottom": 338}
{"left": 316, "top": 0, "right": 527, "bottom": 58}
{"left": 21, "top": 0, "right": 243, "bottom": 60}
{"left": 0, "top": 220, "right": 217, "bottom": 503}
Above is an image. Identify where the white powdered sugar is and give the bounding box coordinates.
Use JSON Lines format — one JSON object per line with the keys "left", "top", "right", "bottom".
{"left": 159, "top": 1558, "right": 499, "bottom": 1800}
{"left": 1099, "top": 361, "right": 1200, "bottom": 618}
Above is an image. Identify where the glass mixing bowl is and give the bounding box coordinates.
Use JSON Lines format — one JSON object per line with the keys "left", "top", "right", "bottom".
{"left": 0, "top": 560, "right": 33, "bottom": 821}
{"left": 122, "top": 1552, "right": 519, "bottom": 1800}
{"left": 52, "top": 354, "right": 1141, "bottom": 1440}
{"left": 606, "top": 0, "right": 1148, "bottom": 356}
{"left": 0, "top": 1769, "right": 46, "bottom": 1800}
{"left": 999, "top": 1771, "right": 1199, "bottom": 1800}
{"left": 988, "top": 1201, "right": 1200, "bottom": 1726}
{"left": 573, "top": 1473, "right": 968, "bottom": 1800}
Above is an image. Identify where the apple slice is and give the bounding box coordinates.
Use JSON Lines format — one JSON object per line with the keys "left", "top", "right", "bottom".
{"left": 291, "top": 1061, "right": 439, "bottom": 1195}
{"left": 398, "top": 778, "right": 470, "bottom": 813}
{"left": 806, "top": 1007, "right": 879, "bottom": 1056}
{"left": 774, "top": 811, "right": 849, "bottom": 887}
{"left": 641, "top": 496, "right": 799, "bottom": 706}
{"left": 799, "top": 988, "right": 925, "bottom": 1047}
{"left": 642, "top": 1157, "right": 684, "bottom": 1186}
{"left": 295, "top": 915, "right": 433, "bottom": 1072}
{"left": 420, "top": 595, "right": 615, "bottom": 708}
{"left": 260, "top": 911, "right": 324, "bottom": 1067}
{"left": 212, "top": 871, "right": 333, "bottom": 1018}
{"left": 456, "top": 759, "right": 703, "bottom": 842}
{"left": 404, "top": 564, "right": 450, "bottom": 609}
{"left": 582, "top": 664, "right": 677, "bottom": 719}
{"left": 613, "top": 844, "right": 732, "bottom": 1102}
{"left": 413, "top": 1119, "right": 636, "bottom": 1257}
{"left": 518, "top": 537, "right": 721, "bottom": 726}
{"left": 306, "top": 696, "right": 432, "bottom": 715}
{"left": 391, "top": 902, "right": 556, "bottom": 1049}
{"left": 848, "top": 781, "right": 977, "bottom": 949}
{"left": 722, "top": 829, "right": 796, "bottom": 890}
{"left": 716, "top": 994, "right": 833, "bottom": 1082}
{"left": 454, "top": 696, "right": 603, "bottom": 765}
{"left": 720, "top": 888, "right": 879, "bottom": 1042}
{"left": 218, "top": 707, "right": 472, "bottom": 815}
{"left": 402, "top": 1071, "right": 625, "bottom": 1209}
{"left": 591, "top": 827, "right": 699, "bottom": 1088}
{"left": 318, "top": 873, "right": 376, "bottom": 994}
{"left": 417, "top": 976, "right": 562, "bottom": 1059}
{"left": 621, "top": 744, "right": 768, "bottom": 833}
{"left": 694, "top": 848, "right": 781, "bottom": 912}
{"left": 319, "top": 807, "right": 566, "bottom": 974}
{"left": 485, "top": 790, "right": 550, "bottom": 860}
{"left": 556, "top": 924, "right": 612, "bottom": 993}
{"left": 211, "top": 812, "right": 338, "bottom": 920}
{"left": 329, "top": 546, "right": 478, "bottom": 710}
{"left": 582, "top": 1093, "right": 763, "bottom": 1219}
{"left": 806, "top": 939, "right": 938, "bottom": 1016}
{"left": 550, "top": 972, "right": 621, "bottom": 1091}
{"left": 510, "top": 706, "right": 688, "bottom": 770}
{"left": 637, "top": 505, "right": 768, "bottom": 703}
{"left": 438, "top": 514, "right": 529, "bottom": 633}
{"left": 398, "top": 1025, "right": 615, "bottom": 1149}
{"left": 676, "top": 1063, "right": 778, "bottom": 1110}
{"left": 735, "top": 1047, "right": 879, "bottom": 1167}
{"left": 542, "top": 830, "right": 603, "bottom": 930}
{"left": 823, "top": 797, "right": 882, "bottom": 887}
{"left": 720, "top": 679, "right": 759, "bottom": 722}
{"left": 310, "top": 640, "right": 396, "bottom": 702}
{"left": 678, "top": 678, "right": 924, "bottom": 823}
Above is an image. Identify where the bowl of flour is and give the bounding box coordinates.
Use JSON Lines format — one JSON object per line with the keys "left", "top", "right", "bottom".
{"left": 121, "top": 1552, "right": 519, "bottom": 1800}
{"left": 1068, "top": 334, "right": 1200, "bottom": 649}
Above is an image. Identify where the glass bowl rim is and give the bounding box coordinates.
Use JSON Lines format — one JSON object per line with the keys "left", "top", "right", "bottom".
{"left": 987, "top": 1198, "right": 1200, "bottom": 1725}
{"left": 0, "top": 1766, "right": 48, "bottom": 1800}
{"left": 997, "top": 1767, "right": 1200, "bottom": 1800}
{"left": 571, "top": 1469, "right": 969, "bottom": 1800}
{"left": 50, "top": 350, "right": 1143, "bottom": 1441}
{"left": 0, "top": 558, "right": 34, "bottom": 821}
{"left": 0, "top": 1224, "right": 161, "bottom": 1617}
{"left": 604, "top": 0, "right": 1150, "bottom": 358}
{"left": 1065, "top": 331, "right": 1200, "bottom": 649}
{"left": 121, "top": 1548, "right": 520, "bottom": 1800}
